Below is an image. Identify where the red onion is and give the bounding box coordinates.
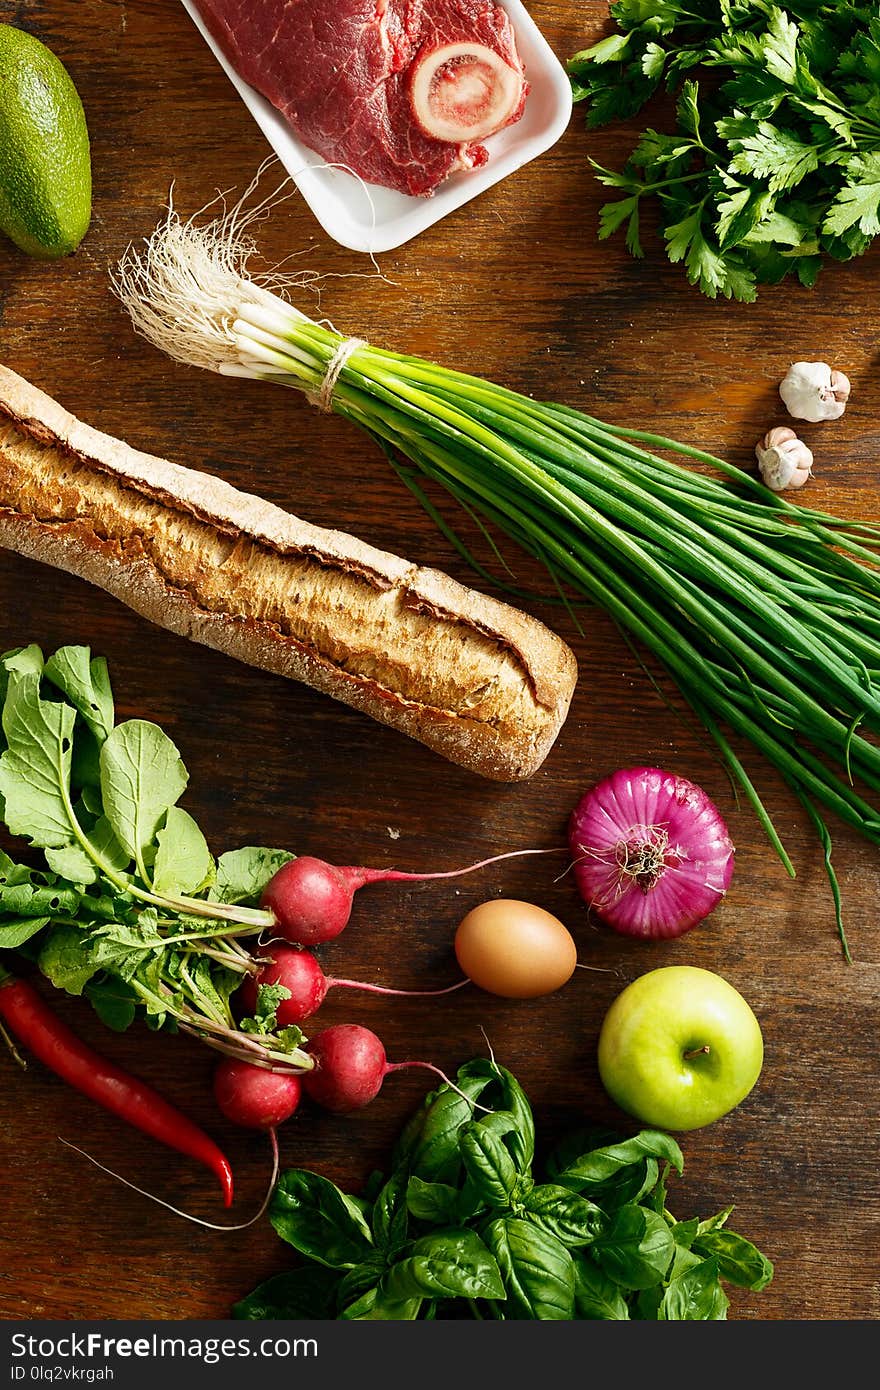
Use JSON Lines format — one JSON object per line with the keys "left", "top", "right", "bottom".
{"left": 568, "top": 767, "right": 734, "bottom": 939}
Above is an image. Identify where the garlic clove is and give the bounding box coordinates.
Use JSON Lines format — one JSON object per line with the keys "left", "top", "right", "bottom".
{"left": 830, "top": 369, "right": 851, "bottom": 405}
{"left": 762, "top": 426, "right": 798, "bottom": 449}
{"left": 779, "top": 361, "right": 850, "bottom": 422}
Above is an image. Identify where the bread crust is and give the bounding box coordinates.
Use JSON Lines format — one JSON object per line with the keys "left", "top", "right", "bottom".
{"left": 0, "top": 365, "right": 577, "bottom": 780}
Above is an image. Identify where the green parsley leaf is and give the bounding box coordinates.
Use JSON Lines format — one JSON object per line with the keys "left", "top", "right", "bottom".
{"left": 728, "top": 121, "right": 819, "bottom": 194}
{"left": 823, "top": 154, "right": 880, "bottom": 237}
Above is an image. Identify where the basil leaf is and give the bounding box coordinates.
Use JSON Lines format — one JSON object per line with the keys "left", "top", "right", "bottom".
{"left": 524, "top": 1184, "right": 603, "bottom": 1249}
{"left": 0, "top": 668, "right": 79, "bottom": 848}
{"left": 591, "top": 1205, "right": 675, "bottom": 1289}
{"left": 696, "top": 1204, "right": 733, "bottom": 1235}
{"left": 484, "top": 1216, "right": 575, "bottom": 1320}
{"left": 405, "top": 1176, "right": 465, "bottom": 1226}
{"left": 232, "top": 1267, "right": 339, "bottom": 1320}
{"left": 659, "top": 1255, "right": 730, "bottom": 1320}
{"left": 458, "top": 1059, "right": 535, "bottom": 1171}
{"left": 692, "top": 1227, "right": 774, "bottom": 1290}
{"left": 371, "top": 1174, "right": 409, "bottom": 1255}
{"left": 152, "top": 807, "right": 214, "bottom": 895}
{"left": 43, "top": 648, "right": 114, "bottom": 745}
{"left": 495, "top": 1074, "right": 535, "bottom": 1172}
{"left": 340, "top": 1287, "right": 423, "bottom": 1320}
{"left": 213, "top": 847, "right": 294, "bottom": 905}
{"left": 633, "top": 1284, "right": 664, "bottom": 1320}
{"left": 383, "top": 1228, "right": 504, "bottom": 1303}
{"left": 100, "top": 720, "right": 188, "bottom": 864}
{"left": 270, "top": 1170, "right": 375, "bottom": 1269}
{"left": 666, "top": 1239, "right": 703, "bottom": 1282}
{"left": 553, "top": 1150, "right": 659, "bottom": 1211}
{"left": 0, "top": 916, "right": 51, "bottom": 949}
{"left": 335, "top": 1259, "right": 385, "bottom": 1312}
{"left": 556, "top": 1130, "right": 683, "bottom": 1188}
{"left": 459, "top": 1120, "right": 518, "bottom": 1208}
{"left": 572, "top": 1256, "right": 630, "bottom": 1319}
{"left": 476, "top": 1109, "right": 518, "bottom": 1142}
{"left": 399, "top": 1074, "right": 491, "bottom": 1183}
{"left": 645, "top": 1157, "right": 681, "bottom": 1215}
{"left": 671, "top": 1217, "right": 700, "bottom": 1249}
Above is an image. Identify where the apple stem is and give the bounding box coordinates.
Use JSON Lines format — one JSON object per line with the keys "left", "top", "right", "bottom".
{"left": 684, "top": 1044, "right": 711, "bottom": 1060}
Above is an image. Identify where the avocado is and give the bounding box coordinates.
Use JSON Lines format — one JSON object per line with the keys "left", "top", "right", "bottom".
{"left": 0, "top": 24, "right": 92, "bottom": 258}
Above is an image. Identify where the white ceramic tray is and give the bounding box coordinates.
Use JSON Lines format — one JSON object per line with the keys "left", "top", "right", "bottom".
{"left": 180, "top": 0, "right": 574, "bottom": 255}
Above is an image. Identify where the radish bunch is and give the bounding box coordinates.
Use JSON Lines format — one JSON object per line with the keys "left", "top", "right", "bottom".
{"left": 214, "top": 846, "right": 560, "bottom": 1132}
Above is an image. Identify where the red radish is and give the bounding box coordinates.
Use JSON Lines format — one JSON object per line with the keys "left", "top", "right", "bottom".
{"left": 568, "top": 766, "right": 735, "bottom": 940}
{"left": 303, "top": 1023, "right": 463, "bottom": 1115}
{"left": 260, "top": 848, "right": 560, "bottom": 947}
{"left": 238, "top": 945, "right": 468, "bottom": 1025}
{"left": 213, "top": 1057, "right": 302, "bottom": 1131}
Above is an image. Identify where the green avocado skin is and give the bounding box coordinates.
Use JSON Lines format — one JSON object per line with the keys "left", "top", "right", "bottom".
{"left": 0, "top": 24, "right": 92, "bottom": 258}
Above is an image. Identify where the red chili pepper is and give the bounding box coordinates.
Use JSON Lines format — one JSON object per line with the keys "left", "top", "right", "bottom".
{"left": 0, "top": 966, "right": 234, "bottom": 1207}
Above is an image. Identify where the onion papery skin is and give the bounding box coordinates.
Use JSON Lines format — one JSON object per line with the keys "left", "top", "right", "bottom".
{"left": 568, "top": 766, "right": 735, "bottom": 939}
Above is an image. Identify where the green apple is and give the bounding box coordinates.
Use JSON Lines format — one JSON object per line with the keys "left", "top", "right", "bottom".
{"left": 597, "top": 965, "right": 764, "bottom": 1131}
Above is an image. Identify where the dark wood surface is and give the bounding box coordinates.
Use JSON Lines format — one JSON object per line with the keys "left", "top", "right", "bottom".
{"left": 1, "top": 0, "right": 878, "bottom": 1323}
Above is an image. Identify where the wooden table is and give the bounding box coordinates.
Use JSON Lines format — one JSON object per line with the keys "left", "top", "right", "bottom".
{"left": 1, "top": 0, "right": 877, "bottom": 1324}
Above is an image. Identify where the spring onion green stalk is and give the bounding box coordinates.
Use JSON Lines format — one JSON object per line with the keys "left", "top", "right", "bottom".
{"left": 114, "top": 195, "right": 880, "bottom": 959}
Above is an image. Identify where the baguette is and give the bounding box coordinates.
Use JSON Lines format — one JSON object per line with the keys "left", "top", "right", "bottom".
{"left": 0, "top": 366, "right": 577, "bottom": 781}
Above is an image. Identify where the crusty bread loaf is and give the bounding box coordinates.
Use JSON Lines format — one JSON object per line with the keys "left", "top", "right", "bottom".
{"left": 0, "top": 366, "right": 577, "bottom": 780}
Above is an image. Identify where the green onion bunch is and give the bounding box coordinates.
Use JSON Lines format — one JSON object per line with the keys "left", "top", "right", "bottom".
{"left": 115, "top": 201, "right": 880, "bottom": 957}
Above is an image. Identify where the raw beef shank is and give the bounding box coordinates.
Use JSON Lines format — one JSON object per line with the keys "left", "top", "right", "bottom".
{"left": 195, "top": 0, "right": 529, "bottom": 196}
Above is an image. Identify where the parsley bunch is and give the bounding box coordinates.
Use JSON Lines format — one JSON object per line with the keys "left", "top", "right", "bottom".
{"left": 568, "top": 1, "right": 880, "bottom": 300}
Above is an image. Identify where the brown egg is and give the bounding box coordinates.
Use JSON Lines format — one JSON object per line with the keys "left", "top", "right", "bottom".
{"left": 454, "top": 898, "right": 578, "bottom": 999}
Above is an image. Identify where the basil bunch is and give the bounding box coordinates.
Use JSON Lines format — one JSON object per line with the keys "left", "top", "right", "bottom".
{"left": 234, "top": 1060, "right": 773, "bottom": 1321}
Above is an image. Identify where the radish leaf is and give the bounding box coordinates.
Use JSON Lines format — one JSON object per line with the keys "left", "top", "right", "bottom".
{"left": 99, "top": 719, "right": 188, "bottom": 866}
{"left": 213, "top": 846, "right": 294, "bottom": 905}
{"left": 44, "top": 647, "right": 114, "bottom": 745}
{"left": 0, "top": 665, "right": 78, "bottom": 848}
{"left": 0, "top": 916, "right": 51, "bottom": 948}
{"left": 152, "top": 806, "right": 214, "bottom": 895}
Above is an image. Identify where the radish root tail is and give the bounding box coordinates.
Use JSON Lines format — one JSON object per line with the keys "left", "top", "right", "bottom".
{"left": 59, "top": 1129, "right": 280, "bottom": 1231}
